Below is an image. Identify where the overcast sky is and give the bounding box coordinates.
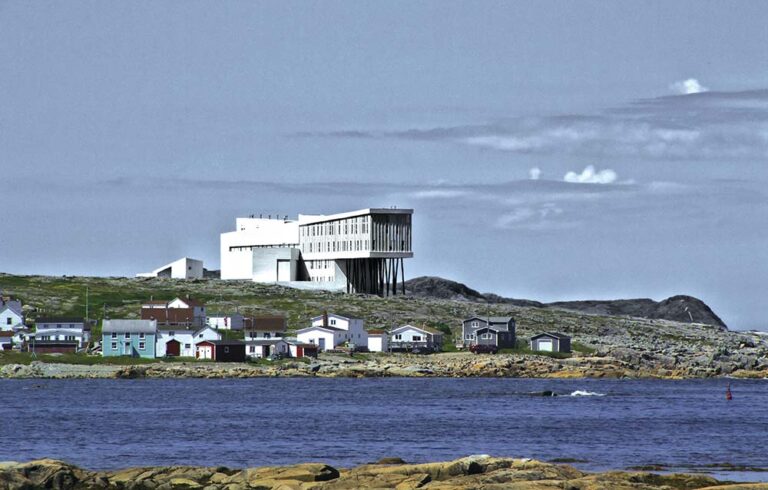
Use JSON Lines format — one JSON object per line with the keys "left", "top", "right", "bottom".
{"left": 1, "top": 1, "right": 767, "bottom": 330}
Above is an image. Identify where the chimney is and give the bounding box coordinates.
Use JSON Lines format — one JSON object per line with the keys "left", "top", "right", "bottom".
{"left": 323, "top": 310, "right": 329, "bottom": 327}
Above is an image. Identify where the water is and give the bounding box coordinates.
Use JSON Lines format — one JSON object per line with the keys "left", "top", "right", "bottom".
{"left": 1, "top": 378, "right": 767, "bottom": 481}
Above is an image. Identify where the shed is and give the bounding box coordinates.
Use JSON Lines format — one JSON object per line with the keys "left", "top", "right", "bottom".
{"left": 530, "top": 332, "right": 572, "bottom": 353}
{"left": 195, "top": 340, "right": 246, "bottom": 362}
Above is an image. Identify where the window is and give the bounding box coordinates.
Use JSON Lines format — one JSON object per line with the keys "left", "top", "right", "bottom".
{"left": 481, "top": 333, "right": 493, "bottom": 340}
{"left": 111, "top": 342, "right": 117, "bottom": 350}
{"left": 111, "top": 332, "right": 117, "bottom": 339}
{"left": 5, "top": 318, "right": 10, "bottom": 325}
{"left": 330, "top": 319, "right": 336, "bottom": 326}
{"left": 249, "top": 346, "right": 255, "bottom": 353}
{"left": 394, "top": 334, "right": 402, "bottom": 340}
{"left": 124, "top": 332, "right": 130, "bottom": 339}
{"left": 139, "top": 341, "right": 146, "bottom": 350}
{"left": 471, "top": 321, "right": 479, "bottom": 328}
{"left": 139, "top": 333, "right": 145, "bottom": 340}
{"left": 169, "top": 331, "right": 175, "bottom": 336}
{"left": 412, "top": 335, "right": 422, "bottom": 342}
{"left": 185, "top": 343, "right": 191, "bottom": 349}
{"left": 224, "top": 346, "right": 230, "bottom": 353}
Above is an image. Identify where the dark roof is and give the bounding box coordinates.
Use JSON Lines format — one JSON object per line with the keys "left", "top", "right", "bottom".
{"left": 208, "top": 340, "right": 245, "bottom": 346}
{"left": 35, "top": 318, "right": 85, "bottom": 324}
{"left": 464, "top": 316, "right": 514, "bottom": 324}
{"left": 531, "top": 332, "right": 571, "bottom": 340}
{"left": 367, "top": 329, "right": 386, "bottom": 335}
{"left": 0, "top": 331, "right": 13, "bottom": 338}
{"left": 244, "top": 316, "right": 287, "bottom": 331}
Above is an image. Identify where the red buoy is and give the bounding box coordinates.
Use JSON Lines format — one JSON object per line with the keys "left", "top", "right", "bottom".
{"left": 726, "top": 383, "right": 733, "bottom": 401}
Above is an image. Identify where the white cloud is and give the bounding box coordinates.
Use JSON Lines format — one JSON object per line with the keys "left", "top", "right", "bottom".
{"left": 670, "top": 78, "right": 708, "bottom": 95}
{"left": 410, "top": 189, "right": 467, "bottom": 199}
{"left": 563, "top": 165, "right": 618, "bottom": 184}
{"left": 529, "top": 167, "right": 541, "bottom": 180}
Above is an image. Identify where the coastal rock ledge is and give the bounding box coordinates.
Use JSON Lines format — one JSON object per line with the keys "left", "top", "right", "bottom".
{"left": 1, "top": 456, "right": 766, "bottom": 490}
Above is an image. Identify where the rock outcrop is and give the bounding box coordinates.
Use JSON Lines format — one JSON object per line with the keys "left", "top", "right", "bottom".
{"left": 0, "top": 456, "right": 760, "bottom": 489}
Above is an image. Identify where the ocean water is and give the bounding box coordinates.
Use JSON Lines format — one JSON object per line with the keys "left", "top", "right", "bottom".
{"left": 1, "top": 378, "right": 766, "bottom": 481}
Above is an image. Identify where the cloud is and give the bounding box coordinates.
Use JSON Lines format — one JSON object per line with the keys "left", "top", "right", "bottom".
{"left": 563, "top": 165, "right": 618, "bottom": 184}
{"left": 670, "top": 78, "right": 708, "bottom": 95}
{"left": 529, "top": 167, "right": 541, "bottom": 180}
{"left": 295, "top": 88, "right": 768, "bottom": 161}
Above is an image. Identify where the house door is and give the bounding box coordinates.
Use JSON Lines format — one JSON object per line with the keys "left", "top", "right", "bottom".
{"left": 318, "top": 338, "right": 326, "bottom": 351}
{"left": 538, "top": 339, "right": 553, "bottom": 352}
{"left": 166, "top": 340, "right": 180, "bottom": 356}
{"left": 124, "top": 342, "right": 132, "bottom": 356}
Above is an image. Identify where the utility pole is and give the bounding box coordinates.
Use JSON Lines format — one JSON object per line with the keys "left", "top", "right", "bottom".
{"left": 85, "top": 287, "right": 89, "bottom": 323}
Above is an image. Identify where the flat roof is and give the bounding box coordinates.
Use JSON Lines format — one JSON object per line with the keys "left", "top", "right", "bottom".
{"left": 298, "top": 208, "right": 413, "bottom": 226}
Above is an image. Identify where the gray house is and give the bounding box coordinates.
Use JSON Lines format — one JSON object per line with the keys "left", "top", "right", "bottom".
{"left": 530, "top": 332, "right": 571, "bottom": 353}
{"left": 461, "top": 316, "right": 516, "bottom": 348}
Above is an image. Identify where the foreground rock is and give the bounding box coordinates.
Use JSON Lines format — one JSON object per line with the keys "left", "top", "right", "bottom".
{"left": 2, "top": 345, "right": 768, "bottom": 380}
{"left": 0, "top": 456, "right": 764, "bottom": 489}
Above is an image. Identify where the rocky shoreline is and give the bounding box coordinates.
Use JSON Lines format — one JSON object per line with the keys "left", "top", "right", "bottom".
{"left": 3, "top": 455, "right": 767, "bottom": 489}
{"left": 2, "top": 351, "right": 768, "bottom": 380}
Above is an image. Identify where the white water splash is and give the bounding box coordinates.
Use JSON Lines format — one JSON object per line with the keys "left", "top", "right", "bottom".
{"left": 569, "top": 390, "right": 606, "bottom": 397}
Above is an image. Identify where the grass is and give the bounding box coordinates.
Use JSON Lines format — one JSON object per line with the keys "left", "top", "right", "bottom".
{"left": 572, "top": 342, "right": 597, "bottom": 354}
{"left": 0, "top": 352, "right": 162, "bottom": 366}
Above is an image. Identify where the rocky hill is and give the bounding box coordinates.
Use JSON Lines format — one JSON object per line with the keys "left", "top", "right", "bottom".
{"left": 405, "top": 276, "right": 727, "bottom": 329}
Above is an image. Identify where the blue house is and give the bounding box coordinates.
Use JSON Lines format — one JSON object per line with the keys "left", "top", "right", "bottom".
{"left": 102, "top": 320, "right": 157, "bottom": 358}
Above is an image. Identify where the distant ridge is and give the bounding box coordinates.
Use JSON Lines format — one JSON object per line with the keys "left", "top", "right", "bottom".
{"left": 404, "top": 276, "right": 727, "bottom": 329}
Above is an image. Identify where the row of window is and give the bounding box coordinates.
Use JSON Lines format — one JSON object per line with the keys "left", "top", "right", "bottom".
{"left": 111, "top": 341, "right": 147, "bottom": 350}
{"left": 464, "top": 333, "right": 494, "bottom": 340}
{"left": 307, "top": 240, "right": 370, "bottom": 254}
{"left": 393, "top": 334, "right": 423, "bottom": 341}
{"left": 111, "top": 332, "right": 147, "bottom": 340}
{"left": 301, "top": 217, "right": 370, "bottom": 238}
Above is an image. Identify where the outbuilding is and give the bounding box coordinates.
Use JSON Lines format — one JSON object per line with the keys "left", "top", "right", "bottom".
{"left": 530, "top": 332, "right": 571, "bottom": 353}
{"left": 195, "top": 340, "right": 246, "bottom": 362}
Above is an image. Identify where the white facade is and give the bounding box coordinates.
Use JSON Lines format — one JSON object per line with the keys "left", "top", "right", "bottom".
{"left": 157, "top": 326, "right": 221, "bottom": 357}
{"left": 0, "top": 306, "right": 23, "bottom": 331}
{"left": 219, "top": 208, "right": 413, "bottom": 294}
{"left": 137, "top": 257, "right": 204, "bottom": 279}
{"left": 245, "top": 339, "right": 289, "bottom": 358}
{"left": 310, "top": 314, "right": 368, "bottom": 347}
{"left": 35, "top": 319, "right": 90, "bottom": 348}
{"left": 367, "top": 333, "right": 388, "bottom": 353}
{"left": 207, "top": 313, "right": 244, "bottom": 330}
{"left": 296, "top": 326, "right": 345, "bottom": 352}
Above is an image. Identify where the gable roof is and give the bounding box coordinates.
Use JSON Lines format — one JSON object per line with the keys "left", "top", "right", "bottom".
{"left": 464, "top": 316, "right": 514, "bottom": 324}
{"left": 0, "top": 305, "right": 23, "bottom": 317}
{"left": 35, "top": 318, "right": 85, "bottom": 324}
{"left": 296, "top": 325, "right": 344, "bottom": 333}
{"left": 103, "top": 320, "right": 157, "bottom": 333}
{"left": 391, "top": 324, "right": 443, "bottom": 336}
{"left": 531, "top": 332, "right": 571, "bottom": 340}
{"left": 245, "top": 316, "right": 287, "bottom": 331}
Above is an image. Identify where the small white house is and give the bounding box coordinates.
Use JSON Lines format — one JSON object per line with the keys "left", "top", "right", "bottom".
{"left": 245, "top": 339, "right": 289, "bottom": 359}
{"left": 157, "top": 325, "right": 221, "bottom": 357}
{"left": 207, "top": 313, "right": 245, "bottom": 331}
{"left": 285, "top": 339, "right": 318, "bottom": 358}
{"left": 389, "top": 324, "right": 444, "bottom": 352}
{"left": 296, "top": 325, "right": 345, "bottom": 352}
{"left": 0, "top": 300, "right": 24, "bottom": 331}
{"left": 309, "top": 313, "right": 368, "bottom": 348}
{"left": 367, "top": 330, "right": 389, "bottom": 352}
{"left": 35, "top": 318, "right": 91, "bottom": 348}
{"left": 137, "top": 257, "right": 204, "bottom": 279}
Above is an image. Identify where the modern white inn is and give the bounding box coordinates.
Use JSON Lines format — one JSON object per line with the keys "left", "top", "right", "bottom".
{"left": 220, "top": 208, "right": 413, "bottom": 295}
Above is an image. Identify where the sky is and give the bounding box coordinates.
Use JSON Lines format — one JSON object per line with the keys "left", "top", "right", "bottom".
{"left": 1, "top": 1, "right": 767, "bottom": 330}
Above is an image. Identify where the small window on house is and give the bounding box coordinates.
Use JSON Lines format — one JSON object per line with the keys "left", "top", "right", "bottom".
{"left": 224, "top": 346, "right": 230, "bottom": 353}
{"left": 169, "top": 331, "right": 175, "bottom": 336}
{"left": 394, "top": 334, "right": 402, "bottom": 340}
{"left": 124, "top": 332, "right": 130, "bottom": 339}
{"left": 111, "top": 332, "right": 117, "bottom": 339}
{"left": 413, "top": 335, "right": 422, "bottom": 342}
{"left": 5, "top": 318, "right": 10, "bottom": 325}
{"left": 330, "top": 319, "right": 336, "bottom": 325}
{"left": 471, "top": 321, "right": 479, "bottom": 328}
{"left": 111, "top": 342, "right": 117, "bottom": 350}
{"left": 139, "top": 333, "right": 145, "bottom": 340}
{"left": 185, "top": 343, "right": 191, "bottom": 349}
{"left": 139, "top": 341, "right": 146, "bottom": 350}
